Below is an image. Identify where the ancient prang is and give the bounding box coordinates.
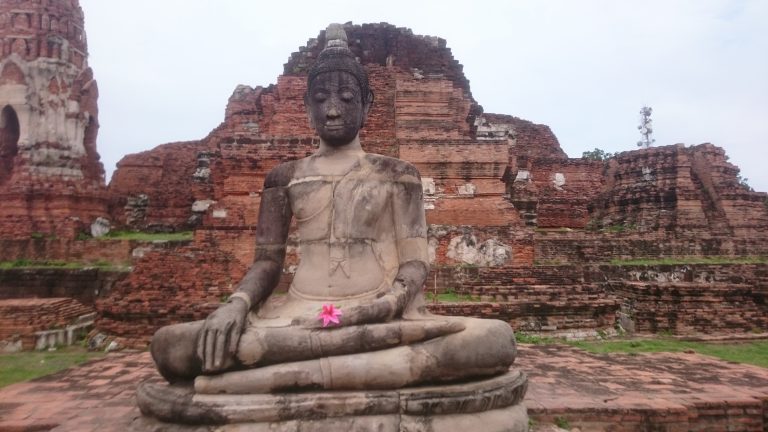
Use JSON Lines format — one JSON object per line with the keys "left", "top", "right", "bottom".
{"left": 0, "top": 0, "right": 110, "bottom": 353}
{"left": 0, "top": 0, "right": 106, "bottom": 241}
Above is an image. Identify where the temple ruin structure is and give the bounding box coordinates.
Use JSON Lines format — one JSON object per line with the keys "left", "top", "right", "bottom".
{"left": 0, "top": 12, "right": 765, "bottom": 350}
{"left": 0, "top": 0, "right": 106, "bottom": 241}
{"left": 96, "top": 23, "right": 768, "bottom": 347}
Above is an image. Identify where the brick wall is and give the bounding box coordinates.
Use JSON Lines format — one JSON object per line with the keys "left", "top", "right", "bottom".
{"left": 0, "top": 298, "right": 92, "bottom": 350}
{"left": 535, "top": 231, "right": 768, "bottom": 264}
{"left": 0, "top": 238, "right": 168, "bottom": 263}
{"left": 0, "top": 268, "right": 128, "bottom": 305}
{"left": 107, "top": 140, "right": 211, "bottom": 230}
{"left": 591, "top": 144, "right": 768, "bottom": 237}
{"left": 433, "top": 265, "right": 620, "bottom": 333}
{"left": 427, "top": 263, "right": 768, "bottom": 336}
{"left": 95, "top": 245, "right": 246, "bottom": 348}
{"left": 603, "top": 264, "right": 768, "bottom": 334}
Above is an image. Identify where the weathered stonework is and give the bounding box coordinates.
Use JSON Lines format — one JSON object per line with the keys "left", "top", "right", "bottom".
{"left": 592, "top": 144, "right": 768, "bottom": 239}
{"left": 99, "top": 22, "right": 768, "bottom": 346}
{"left": 108, "top": 141, "right": 210, "bottom": 231}
{"left": 0, "top": 0, "right": 107, "bottom": 240}
{"left": 426, "top": 263, "right": 768, "bottom": 336}
{"left": 428, "top": 265, "right": 620, "bottom": 336}
{"left": 96, "top": 245, "right": 246, "bottom": 348}
{"left": 0, "top": 297, "right": 92, "bottom": 351}
{"left": 603, "top": 264, "right": 768, "bottom": 334}
{"left": 0, "top": 267, "right": 128, "bottom": 305}
{"left": 135, "top": 370, "right": 528, "bottom": 431}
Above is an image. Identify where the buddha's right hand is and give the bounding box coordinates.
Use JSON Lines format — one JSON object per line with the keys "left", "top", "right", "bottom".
{"left": 196, "top": 297, "right": 248, "bottom": 373}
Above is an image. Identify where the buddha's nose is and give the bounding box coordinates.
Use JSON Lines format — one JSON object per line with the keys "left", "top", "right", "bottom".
{"left": 326, "top": 105, "right": 340, "bottom": 118}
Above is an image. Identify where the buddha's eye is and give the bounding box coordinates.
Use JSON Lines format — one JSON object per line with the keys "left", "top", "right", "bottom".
{"left": 340, "top": 90, "right": 355, "bottom": 102}
{"left": 312, "top": 91, "right": 328, "bottom": 102}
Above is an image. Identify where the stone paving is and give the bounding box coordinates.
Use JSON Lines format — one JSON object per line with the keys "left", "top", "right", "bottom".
{"left": 2, "top": 345, "right": 768, "bottom": 431}
{"left": 522, "top": 344, "right": 768, "bottom": 431}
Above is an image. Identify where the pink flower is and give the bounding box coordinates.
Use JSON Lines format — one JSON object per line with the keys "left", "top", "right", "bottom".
{"left": 318, "top": 304, "right": 343, "bottom": 327}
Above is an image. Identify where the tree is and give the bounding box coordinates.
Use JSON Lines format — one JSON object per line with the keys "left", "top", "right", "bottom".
{"left": 582, "top": 148, "right": 614, "bottom": 161}
{"left": 737, "top": 174, "right": 754, "bottom": 192}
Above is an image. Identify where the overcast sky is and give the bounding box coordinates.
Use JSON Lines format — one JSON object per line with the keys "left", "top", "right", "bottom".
{"left": 79, "top": 0, "right": 768, "bottom": 193}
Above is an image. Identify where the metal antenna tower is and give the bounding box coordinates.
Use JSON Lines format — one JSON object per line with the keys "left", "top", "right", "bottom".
{"left": 636, "top": 106, "right": 655, "bottom": 148}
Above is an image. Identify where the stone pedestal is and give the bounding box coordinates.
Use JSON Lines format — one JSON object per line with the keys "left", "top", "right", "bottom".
{"left": 135, "top": 369, "right": 528, "bottom": 431}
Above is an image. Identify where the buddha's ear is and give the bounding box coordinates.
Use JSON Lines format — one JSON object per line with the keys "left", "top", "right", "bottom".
{"left": 304, "top": 92, "right": 316, "bottom": 129}
{"left": 360, "top": 90, "right": 374, "bottom": 128}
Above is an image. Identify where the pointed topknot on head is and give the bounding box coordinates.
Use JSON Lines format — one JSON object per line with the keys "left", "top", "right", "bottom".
{"left": 307, "top": 23, "right": 372, "bottom": 104}
{"left": 325, "top": 23, "right": 348, "bottom": 49}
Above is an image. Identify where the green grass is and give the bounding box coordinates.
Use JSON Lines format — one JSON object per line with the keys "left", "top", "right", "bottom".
{"left": 425, "top": 291, "right": 480, "bottom": 302}
{"left": 0, "top": 346, "right": 105, "bottom": 388}
{"left": 609, "top": 256, "right": 768, "bottom": 266}
{"left": 515, "top": 332, "right": 561, "bottom": 345}
{"left": 0, "top": 260, "right": 129, "bottom": 270}
{"left": 30, "top": 232, "right": 56, "bottom": 240}
{"left": 554, "top": 416, "right": 571, "bottom": 429}
{"left": 95, "top": 230, "right": 193, "bottom": 241}
{"left": 567, "top": 338, "right": 768, "bottom": 368}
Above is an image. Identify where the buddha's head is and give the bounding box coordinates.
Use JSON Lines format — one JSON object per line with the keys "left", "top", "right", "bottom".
{"left": 305, "top": 24, "right": 373, "bottom": 147}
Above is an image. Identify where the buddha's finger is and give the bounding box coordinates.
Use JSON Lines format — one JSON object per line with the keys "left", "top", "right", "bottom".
{"left": 368, "top": 296, "right": 397, "bottom": 321}
{"left": 389, "top": 290, "right": 408, "bottom": 315}
{"left": 227, "top": 321, "right": 240, "bottom": 356}
{"left": 196, "top": 328, "right": 207, "bottom": 364}
{"left": 205, "top": 329, "right": 216, "bottom": 371}
{"left": 214, "top": 328, "right": 227, "bottom": 369}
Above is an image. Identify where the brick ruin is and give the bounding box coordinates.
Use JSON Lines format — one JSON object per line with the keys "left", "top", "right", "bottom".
{"left": 0, "top": 0, "right": 107, "bottom": 241}
{"left": 94, "top": 22, "right": 768, "bottom": 346}
{"left": 0, "top": 16, "right": 766, "bottom": 348}
{"left": 0, "top": 297, "right": 92, "bottom": 351}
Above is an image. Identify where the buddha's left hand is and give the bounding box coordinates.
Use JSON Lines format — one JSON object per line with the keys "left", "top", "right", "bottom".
{"left": 343, "top": 280, "right": 407, "bottom": 325}
{"left": 334, "top": 266, "right": 418, "bottom": 325}
{"left": 294, "top": 261, "right": 426, "bottom": 328}
{"left": 292, "top": 287, "right": 404, "bottom": 329}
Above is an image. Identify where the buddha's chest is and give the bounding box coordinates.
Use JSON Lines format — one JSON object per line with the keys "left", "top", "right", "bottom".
{"left": 288, "top": 176, "right": 392, "bottom": 239}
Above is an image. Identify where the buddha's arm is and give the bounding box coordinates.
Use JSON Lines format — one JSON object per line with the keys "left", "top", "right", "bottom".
{"left": 233, "top": 174, "right": 292, "bottom": 308}
{"left": 387, "top": 165, "right": 430, "bottom": 315}
{"left": 197, "top": 165, "right": 293, "bottom": 372}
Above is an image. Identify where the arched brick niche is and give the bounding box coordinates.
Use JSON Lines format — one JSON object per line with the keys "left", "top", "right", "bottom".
{"left": 0, "top": 104, "right": 20, "bottom": 185}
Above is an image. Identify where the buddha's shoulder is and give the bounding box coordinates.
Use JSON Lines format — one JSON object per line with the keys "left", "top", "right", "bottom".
{"left": 364, "top": 154, "right": 422, "bottom": 183}
{"left": 264, "top": 160, "right": 300, "bottom": 188}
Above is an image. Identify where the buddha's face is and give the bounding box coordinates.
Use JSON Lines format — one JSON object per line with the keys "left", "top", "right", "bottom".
{"left": 306, "top": 71, "right": 370, "bottom": 147}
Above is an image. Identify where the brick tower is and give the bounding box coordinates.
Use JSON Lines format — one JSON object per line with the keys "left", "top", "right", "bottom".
{"left": 0, "top": 0, "right": 106, "bottom": 240}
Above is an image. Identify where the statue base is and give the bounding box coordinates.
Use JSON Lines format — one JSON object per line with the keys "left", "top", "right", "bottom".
{"left": 135, "top": 369, "right": 529, "bottom": 432}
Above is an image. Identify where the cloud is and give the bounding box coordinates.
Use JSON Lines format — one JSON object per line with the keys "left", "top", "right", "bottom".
{"left": 79, "top": 0, "right": 768, "bottom": 192}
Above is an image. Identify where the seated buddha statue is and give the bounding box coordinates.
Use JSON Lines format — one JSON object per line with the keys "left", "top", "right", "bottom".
{"left": 150, "top": 24, "right": 517, "bottom": 394}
